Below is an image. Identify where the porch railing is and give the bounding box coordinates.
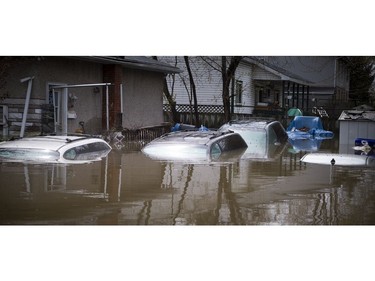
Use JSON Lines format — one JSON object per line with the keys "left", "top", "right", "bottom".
{"left": 108, "top": 123, "right": 172, "bottom": 150}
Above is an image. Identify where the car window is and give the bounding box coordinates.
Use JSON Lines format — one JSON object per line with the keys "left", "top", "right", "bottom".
{"left": 271, "top": 123, "right": 287, "bottom": 142}
{"left": 63, "top": 142, "right": 110, "bottom": 161}
{"left": 215, "top": 134, "right": 247, "bottom": 152}
{"left": 268, "top": 129, "right": 278, "bottom": 144}
{"left": 210, "top": 143, "right": 222, "bottom": 159}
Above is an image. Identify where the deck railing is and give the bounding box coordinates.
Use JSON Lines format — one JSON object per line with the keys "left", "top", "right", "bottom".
{"left": 108, "top": 123, "right": 172, "bottom": 150}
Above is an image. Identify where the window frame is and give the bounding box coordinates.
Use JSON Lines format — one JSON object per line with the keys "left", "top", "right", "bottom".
{"left": 235, "top": 80, "right": 243, "bottom": 104}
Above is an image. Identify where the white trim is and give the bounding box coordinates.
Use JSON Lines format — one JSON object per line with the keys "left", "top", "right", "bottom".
{"left": 47, "top": 82, "right": 113, "bottom": 134}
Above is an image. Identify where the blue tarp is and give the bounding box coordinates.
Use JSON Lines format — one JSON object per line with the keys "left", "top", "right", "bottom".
{"left": 171, "top": 123, "right": 209, "bottom": 132}
{"left": 287, "top": 116, "right": 334, "bottom": 139}
{"left": 288, "top": 138, "right": 323, "bottom": 153}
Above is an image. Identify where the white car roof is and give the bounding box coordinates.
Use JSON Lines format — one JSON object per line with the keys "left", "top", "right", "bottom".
{"left": 0, "top": 136, "right": 91, "bottom": 151}
{"left": 0, "top": 135, "right": 112, "bottom": 164}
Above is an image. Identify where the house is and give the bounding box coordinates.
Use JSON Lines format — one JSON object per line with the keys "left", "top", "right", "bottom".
{"left": 0, "top": 56, "right": 181, "bottom": 139}
{"left": 248, "top": 57, "right": 313, "bottom": 117}
{"left": 260, "top": 56, "right": 350, "bottom": 117}
{"left": 159, "top": 56, "right": 351, "bottom": 128}
{"left": 159, "top": 56, "right": 312, "bottom": 127}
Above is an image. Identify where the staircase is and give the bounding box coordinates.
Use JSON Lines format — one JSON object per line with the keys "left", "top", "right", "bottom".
{"left": 312, "top": 107, "right": 329, "bottom": 118}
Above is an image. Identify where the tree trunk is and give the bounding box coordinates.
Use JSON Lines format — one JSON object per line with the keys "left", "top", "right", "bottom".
{"left": 221, "top": 56, "right": 243, "bottom": 123}
{"left": 221, "top": 57, "right": 231, "bottom": 122}
{"left": 184, "top": 56, "right": 200, "bottom": 127}
{"left": 152, "top": 56, "right": 179, "bottom": 123}
{"left": 163, "top": 79, "right": 179, "bottom": 123}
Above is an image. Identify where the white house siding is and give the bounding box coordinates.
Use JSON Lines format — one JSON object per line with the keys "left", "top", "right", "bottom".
{"left": 160, "top": 56, "right": 223, "bottom": 105}
{"left": 233, "top": 62, "right": 254, "bottom": 114}
{"left": 160, "top": 56, "right": 255, "bottom": 114}
{"left": 252, "top": 66, "right": 281, "bottom": 81}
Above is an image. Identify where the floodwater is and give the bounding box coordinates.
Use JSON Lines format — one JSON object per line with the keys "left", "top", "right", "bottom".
{"left": 1, "top": 136, "right": 374, "bottom": 225}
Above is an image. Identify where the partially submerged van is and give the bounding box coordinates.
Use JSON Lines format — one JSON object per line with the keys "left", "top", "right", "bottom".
{"left": 142, "top": 130, "right": 247, "bottom": 162}
{"left": 218, "top": 119, "right": 288, "bottom": 160}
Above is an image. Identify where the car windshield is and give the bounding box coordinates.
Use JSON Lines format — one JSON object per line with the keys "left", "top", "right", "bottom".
{"left": 0, "top": 148, "right": 60, "bottom": 162}
{"left": 63, "top": 142, "right": 111, "bottom": 161}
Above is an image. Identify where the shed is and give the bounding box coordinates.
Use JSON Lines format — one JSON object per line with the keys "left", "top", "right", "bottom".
{"left": 338, "top": 110, "right": 375, "bottom": 152}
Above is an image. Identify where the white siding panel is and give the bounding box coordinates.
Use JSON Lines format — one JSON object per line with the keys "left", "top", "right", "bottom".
{"left": 160, "top": 56, "right": 223, "bottom": 106}
{"left": 339, "top": 120, "right": 375, "bottom": 145}
{"left": 160, "top": 57, "right": 256, "bottom": 115}
{"left": 234, "top": 63, "right": 254, "bottom": 114}
{"left": 253, "top": 67, "right": 281, "bottom": 80}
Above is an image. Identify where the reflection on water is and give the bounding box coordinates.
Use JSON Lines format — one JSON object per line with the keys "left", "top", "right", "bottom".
{"left": 0, "top": 137, "right": 374, "bottom": 225}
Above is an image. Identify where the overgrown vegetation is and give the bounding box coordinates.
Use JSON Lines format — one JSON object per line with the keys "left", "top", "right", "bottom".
{"left": 346, "top": 56, "right": 375, "bottom": 105}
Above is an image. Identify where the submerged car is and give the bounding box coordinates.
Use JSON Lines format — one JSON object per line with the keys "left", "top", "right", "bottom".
{"left": 300, "top": 152, "right": 375, "bottom": 167}
{"left": 0, "top": 135, "right": 112, "bottom": 164}
{"left": 218, "top": 119, "right": 288, "bottom": 160}
{"left": 141, "top": 130, "right": 247, "bottom": 162}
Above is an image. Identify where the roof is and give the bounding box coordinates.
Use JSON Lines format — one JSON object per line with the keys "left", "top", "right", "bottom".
{"left": 338, "top": 110, "right": 375, "bottom": 121}
{"left": 79, "top": 56, "right": 182, "bottom": 74}
{"left": 244, "top": 57, "right": 313, "bottom": 85}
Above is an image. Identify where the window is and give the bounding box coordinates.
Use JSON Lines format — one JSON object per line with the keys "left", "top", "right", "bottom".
{"left": 210, "top": 143, "right": 222, "bottom": 159}
{"left": 257, "top": 87, "right": 271, "bottom": 104}
{"left": 256, "top": 85, "right": 279, "bottom": 106}
{"left": 47, "top": 83, "right": 66, "bottom": 134}
{"left": 235, "top": 80, "right": 243, "bottom": 104}
{"left": 63, "top": 142, "right": 111, "bottom": 161}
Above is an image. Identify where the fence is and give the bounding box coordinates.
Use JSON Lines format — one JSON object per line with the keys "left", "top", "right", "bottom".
{"left": 163, "top": 104, "right": 226, "bottom": 128}
{"left": 163, "top": 104, "right": 288, "bottom": 128}
{"left": 108, "top": 123, "right": 172, "bottom": 150}
{"left": 110, "top": 103, "right": 345, "bottom": 150}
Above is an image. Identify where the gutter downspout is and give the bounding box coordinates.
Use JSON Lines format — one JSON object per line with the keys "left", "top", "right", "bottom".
{"left": 20, "top": 77, "right": 34, "bottom": 138}
{"left": 120, "top": 83, "right": 123, "bottom": 115}
{"left": 106, "top": 84, "right": 109, "bottom": 131}
{"left": 120, "top": 83, "right": 123, "bottom": 128}
{"left": 62, "top": 87, "right": 68, "bottom": 135}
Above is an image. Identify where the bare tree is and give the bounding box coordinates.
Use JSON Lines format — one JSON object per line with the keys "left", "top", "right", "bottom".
{"left": 152, "top": 56, "right": 180, "bottom": 123}
{"left": 346, "top": 56, "right": 375, "bottom": 104}
{"left": 184, "top": 56, "right": 200, "bottom": 127}
{"left": 221, "top": 56, "right": 243, "bottom": 122}
{"left": 201, "top": 56, "right": 243, "bottom": 122}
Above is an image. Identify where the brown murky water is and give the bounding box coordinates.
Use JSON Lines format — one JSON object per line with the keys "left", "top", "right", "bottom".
{"left": 1, "top": 137, "right": 374, "bottom": 225}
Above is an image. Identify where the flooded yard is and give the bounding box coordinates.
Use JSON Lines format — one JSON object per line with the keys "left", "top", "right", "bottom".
{"left": 1, "top": 136, "right": 374, "bottom": 225}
